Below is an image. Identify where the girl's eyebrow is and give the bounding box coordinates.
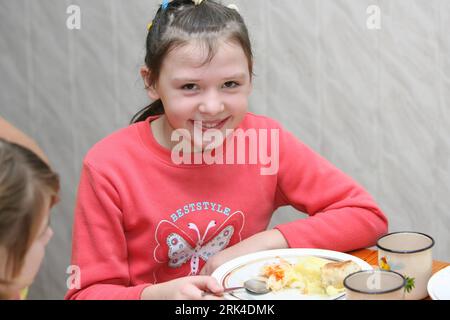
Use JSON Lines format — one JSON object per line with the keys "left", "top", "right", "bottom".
{"left": 222, "top": 73, "right": 246, "bottom": 80}
{"left": 172, "top": 73, "right": 246, "bottom": 82}
{"left": 172, "top": 77, "right": 201, "bottom": 82}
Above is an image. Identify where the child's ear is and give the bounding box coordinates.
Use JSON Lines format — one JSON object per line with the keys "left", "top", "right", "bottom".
{"left": 140, "top": 66, "right": 160, "bottom": 101}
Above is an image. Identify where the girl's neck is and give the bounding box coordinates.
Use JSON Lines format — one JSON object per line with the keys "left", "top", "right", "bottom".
{"left": 150, "top": 115, "right": 173, "bottom": 150}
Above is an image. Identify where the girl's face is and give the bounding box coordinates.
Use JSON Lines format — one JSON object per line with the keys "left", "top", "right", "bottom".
{"left": 0, "top": 195, "right": 54, "bottom": 298}
{"left": 144, "top": 39, "right": 252, "bottom": 150}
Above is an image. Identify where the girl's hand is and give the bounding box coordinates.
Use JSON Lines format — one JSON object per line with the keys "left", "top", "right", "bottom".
{"left": 200, "top": 229, "right": 289, "bottom": 275}
{"left": 140, "top": 275, "right": 224, "bottom": 300}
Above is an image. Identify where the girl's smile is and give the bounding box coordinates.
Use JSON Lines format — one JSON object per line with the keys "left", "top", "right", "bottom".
{"left": 190, "top": 116, "right": 231, "bottom": 132}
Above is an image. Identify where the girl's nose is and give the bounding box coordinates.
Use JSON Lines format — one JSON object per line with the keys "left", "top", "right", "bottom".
{"left": 198, "top": 91, "right": 225, "bottom": 115}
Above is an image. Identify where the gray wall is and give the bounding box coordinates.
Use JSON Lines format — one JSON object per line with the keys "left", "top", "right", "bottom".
{"left": 0, "top": 0, "right": 449, "bottom": 299}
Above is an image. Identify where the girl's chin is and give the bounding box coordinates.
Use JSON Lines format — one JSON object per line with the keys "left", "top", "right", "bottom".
{"left": 193, "top": 127, "right": 232, "bottom": 150}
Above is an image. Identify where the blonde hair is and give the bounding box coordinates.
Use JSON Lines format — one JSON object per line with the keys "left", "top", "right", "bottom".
{"left": 0, "top": 138, "right": 59, "bottom": 298}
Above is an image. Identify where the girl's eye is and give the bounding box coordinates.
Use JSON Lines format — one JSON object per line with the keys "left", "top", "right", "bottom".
{"left": 181, "top": 83, "right": 198, "bottom": 91}
{"left": 223, "top": 81, "right": 239, "bottom": 89}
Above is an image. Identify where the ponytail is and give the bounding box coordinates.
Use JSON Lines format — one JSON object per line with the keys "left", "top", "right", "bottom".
{"left": 130, "top": 99, "right": 164, "bottom": 124}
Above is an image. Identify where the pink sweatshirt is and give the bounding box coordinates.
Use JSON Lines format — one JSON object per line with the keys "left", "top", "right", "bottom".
{"left": 65, "top": 113, "right": 387, "bottom": 300}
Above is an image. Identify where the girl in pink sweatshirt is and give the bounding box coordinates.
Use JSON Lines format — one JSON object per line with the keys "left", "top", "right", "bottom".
{"left": 66, "top": 0, "right": 387, "bottom": 300}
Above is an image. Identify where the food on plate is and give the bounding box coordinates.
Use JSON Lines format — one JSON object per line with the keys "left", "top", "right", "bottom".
{"left": 260, "top": 256, "right": 361, "bottom": 296}
{"left": 321, "top": 260, "right": 362, "bottom": 288}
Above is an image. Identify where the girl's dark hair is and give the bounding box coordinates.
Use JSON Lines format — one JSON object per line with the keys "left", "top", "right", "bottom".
{"left": 131, "top": 0, "right": 253, "bottom": 124}
{"left": 0, "top": 138, "right": 59, "bottom": 295}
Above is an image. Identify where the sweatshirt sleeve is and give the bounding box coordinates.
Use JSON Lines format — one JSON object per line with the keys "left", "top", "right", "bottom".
{"left": 273, "top": 126, "right": 388, "bottom": 252}
{"left": 65, "top": 161, "right": 149, "bottom": 300}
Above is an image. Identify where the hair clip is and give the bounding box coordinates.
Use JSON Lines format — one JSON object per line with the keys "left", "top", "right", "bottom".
{"left": 162, "top": 0, "right": 169, "bottom": 10}
{"left": 147, "top": 22, "right": 153, "bottom": 30}
{"left": 193, "top": 0, "right": 205, "bottom": 5}
{"left": 227, "top": 4, "right": 239, "bottom": 12}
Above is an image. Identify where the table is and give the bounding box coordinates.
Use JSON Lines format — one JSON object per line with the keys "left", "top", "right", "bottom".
{"left": 349, "top": 248, "right": 450, "bottom": 300}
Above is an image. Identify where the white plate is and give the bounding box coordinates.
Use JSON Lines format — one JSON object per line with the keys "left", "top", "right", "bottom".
{"left": 211, "top": 248, "right": 373, "bottom": 300}
{"left": 427, "top": 266, "right": 450, "bottom": 300}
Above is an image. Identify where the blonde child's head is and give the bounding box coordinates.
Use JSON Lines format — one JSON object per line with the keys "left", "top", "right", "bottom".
{"left": 0, "top": 138, "right": 59, "bottom": 299}
{"left": 132, "top": 0, "right": 254, "bottom": 123}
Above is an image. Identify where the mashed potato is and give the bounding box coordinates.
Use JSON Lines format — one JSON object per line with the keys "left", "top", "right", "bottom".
{"left": 260, "top": 256, "right": 361, "bottom": 296}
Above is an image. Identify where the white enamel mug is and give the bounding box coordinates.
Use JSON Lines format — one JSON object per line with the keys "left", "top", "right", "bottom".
{"left": 377, "top": 232, "right": 435, "bottom": 300}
